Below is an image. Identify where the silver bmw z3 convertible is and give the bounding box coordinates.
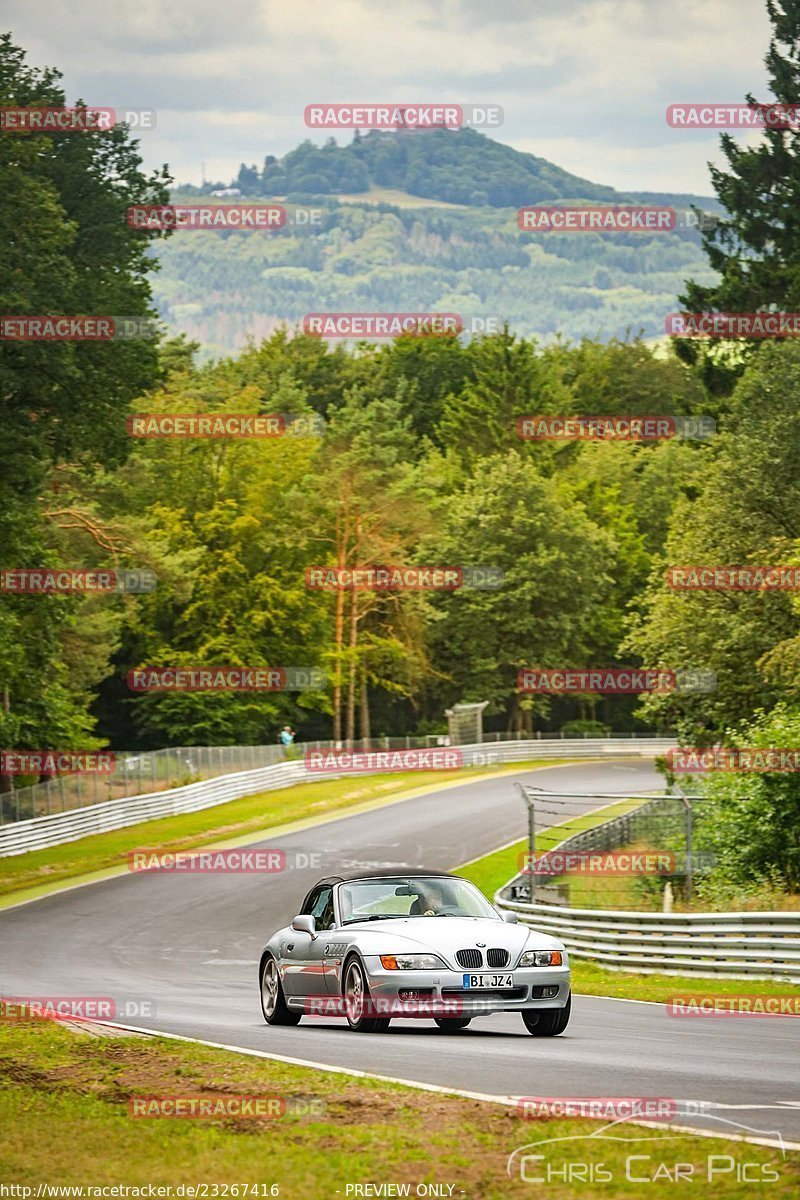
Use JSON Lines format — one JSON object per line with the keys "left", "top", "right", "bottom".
{"left": 258, "top": 868, "right": 571, "bottom": 1034}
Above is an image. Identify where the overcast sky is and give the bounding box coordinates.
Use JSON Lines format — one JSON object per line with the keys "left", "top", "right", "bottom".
{"left": 3, "top": 0, "right": 772, "bottom": 194}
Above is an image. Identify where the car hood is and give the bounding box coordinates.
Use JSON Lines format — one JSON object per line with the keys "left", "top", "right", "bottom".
{"left": 340, "top": 916, "right": 565, "bottom": 961}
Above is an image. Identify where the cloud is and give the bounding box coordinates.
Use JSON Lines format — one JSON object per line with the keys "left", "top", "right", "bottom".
{"left": 2, "top": 0, "right": 772, "bottom": 190}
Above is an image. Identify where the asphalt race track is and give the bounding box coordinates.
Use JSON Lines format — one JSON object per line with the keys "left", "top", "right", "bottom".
{"left": 1, "top": 759, "right": 798, "bottom": 1144}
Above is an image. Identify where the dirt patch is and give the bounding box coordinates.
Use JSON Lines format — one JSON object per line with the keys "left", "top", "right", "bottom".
{"left": 1, "top": 1021, "right": 516, "bottom": 1142}
{"left": 0, "top": 1056, "right": 53, "bottom": 1087}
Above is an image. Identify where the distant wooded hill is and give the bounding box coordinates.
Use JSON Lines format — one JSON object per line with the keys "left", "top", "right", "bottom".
{"left": 156, "top": 129, "right": 721, "bottom": 357}
{"left": 185, "top": 127, "right": 720, "bottom": 213}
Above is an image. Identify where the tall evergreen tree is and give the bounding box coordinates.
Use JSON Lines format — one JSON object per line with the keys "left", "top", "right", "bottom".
{"left": 677, "top": 1, "right": 800, "bottom": 389}
{"left": 0, "top": 35, "right": 169, "bottom": 772}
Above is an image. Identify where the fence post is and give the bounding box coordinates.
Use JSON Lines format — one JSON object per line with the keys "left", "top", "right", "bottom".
{"left": 516, "top": 783, "right": 536, "bottom": 876}
{"left": 683, "top": 790, "right": 694, "bottom": 902}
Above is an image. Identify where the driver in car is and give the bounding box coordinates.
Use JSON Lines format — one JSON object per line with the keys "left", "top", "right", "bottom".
{"left": 418, "top": 884, "right": 445, "bottom": 915}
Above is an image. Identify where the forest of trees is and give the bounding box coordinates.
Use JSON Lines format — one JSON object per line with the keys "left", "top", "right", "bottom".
{"left": 153, "top": 193, "right": 718, "bottom": 358}
{"left": 4, "top": 318, "right": 800, "bottom": 758}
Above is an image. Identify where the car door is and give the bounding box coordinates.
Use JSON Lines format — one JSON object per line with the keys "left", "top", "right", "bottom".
{"left": 319, "top": 888, "right": 351, "bottom": 996}
{"left": 281, "top": 885, "right": 334, "bottom": 1001}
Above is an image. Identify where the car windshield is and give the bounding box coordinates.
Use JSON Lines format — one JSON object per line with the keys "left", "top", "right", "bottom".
{"left": 338, "top": 876, "right": 497, "bottom": 924}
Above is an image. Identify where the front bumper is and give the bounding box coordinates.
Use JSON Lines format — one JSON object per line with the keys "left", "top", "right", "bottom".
{"left": 358, "top": 958, "right": 571, "bottom": 1017}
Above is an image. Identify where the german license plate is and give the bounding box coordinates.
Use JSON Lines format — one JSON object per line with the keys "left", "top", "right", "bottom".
{"left": 462, "top": 973, "right": 514, "bottom": 989}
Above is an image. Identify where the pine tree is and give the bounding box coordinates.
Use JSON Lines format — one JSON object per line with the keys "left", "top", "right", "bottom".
{"left": 677, "top": 1, "right": 800, "bottom": 388}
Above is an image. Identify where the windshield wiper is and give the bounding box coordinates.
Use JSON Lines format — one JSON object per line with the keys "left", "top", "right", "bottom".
{"left": 344, "top": 914, "right": 401, "bottom": 923}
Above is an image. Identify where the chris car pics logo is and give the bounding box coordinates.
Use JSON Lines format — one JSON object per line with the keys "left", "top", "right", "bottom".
{"left": 507, "top": 1117, "right": 785, "bottom": 1184}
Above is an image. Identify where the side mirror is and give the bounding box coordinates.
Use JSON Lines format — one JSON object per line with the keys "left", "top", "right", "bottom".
{"left": 502, "top": 910, "right": 518, "bottom": 924}
{"left": 291, "top": 914, "right": 317, "bottom": 938}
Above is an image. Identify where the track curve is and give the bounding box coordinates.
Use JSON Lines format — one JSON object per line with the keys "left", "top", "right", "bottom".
{"left": 1, "top": 759, "right": 798, "bottom": 1142}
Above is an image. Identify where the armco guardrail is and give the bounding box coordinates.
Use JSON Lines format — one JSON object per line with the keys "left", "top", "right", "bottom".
{"left": 493, "top": 897, "right": 800, "bottom": 982}
{"left": 495, "top": 804, "right": 800, "bottom": 983}
{"left": 0, "top": 730, "right": 670, "bottom": 824}
{"left": 0, "top": 736, "right": 672, "bottom": 858}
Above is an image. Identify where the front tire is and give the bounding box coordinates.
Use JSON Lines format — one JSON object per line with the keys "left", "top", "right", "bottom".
{"left": 522, "top": 992, "right": 571, "bottom": 1036}
{"left": 343, "top": 958, "right": 390, "bottom": 1033}
{"left": 260, "top": 956, "right": 301, "bottom": 1026}
{"left": 434, "top": 1017, "right": 472, "bottom": 1032}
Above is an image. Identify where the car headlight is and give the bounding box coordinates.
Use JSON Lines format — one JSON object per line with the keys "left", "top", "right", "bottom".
{"left": 517, "top": 950, "right": 563, "bottom": 967}
{"left": 380, "top": 953, "right": 446, "bottom": 970}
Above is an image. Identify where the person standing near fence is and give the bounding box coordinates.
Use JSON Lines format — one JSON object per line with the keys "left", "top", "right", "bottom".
{"left": 279, "top": 725, "right": 296, "bottom": 755}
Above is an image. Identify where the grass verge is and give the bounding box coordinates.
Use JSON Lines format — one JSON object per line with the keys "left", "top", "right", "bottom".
{"left": 1, "top": 1018, "right": 797, "bottom": 1198}
{"left": 569, "top": 959, "right": 800, "bottom": 1002}
{"left": 0, "top": 759, "right": 570, "bottom": 904}
{"left": 455, "top": 800, "right": 800, "bottom": 1004}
